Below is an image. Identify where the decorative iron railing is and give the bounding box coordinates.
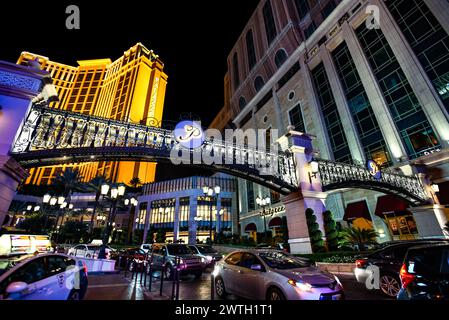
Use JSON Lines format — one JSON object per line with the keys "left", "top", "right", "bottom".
{"left": 316, "top": 159, "right": 429, "bottom": 205}
{"left": 10, "top": 105, "right": 298, "bottom": 193}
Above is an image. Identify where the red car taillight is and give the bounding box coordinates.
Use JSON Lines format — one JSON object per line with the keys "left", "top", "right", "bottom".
{"left": 399, "top": 263, "right": 415, "bottom": 289}
{"left": 356, "top": 259, "right": 368, "bottom": 268}
{"left": 83, "top": 262, "right": 88, "bottom": 276}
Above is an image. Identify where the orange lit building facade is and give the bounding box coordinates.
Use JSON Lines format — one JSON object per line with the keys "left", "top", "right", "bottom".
{"left": 17, "top": 43, "right": 168, "bottom": 186}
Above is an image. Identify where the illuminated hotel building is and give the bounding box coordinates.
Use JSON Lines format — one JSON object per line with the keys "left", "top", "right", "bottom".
{"left": 17, "top": 43, "right": 168, "bottom": 185}
{"left": 211, "top": 0, "right": 449, "bottom": 242}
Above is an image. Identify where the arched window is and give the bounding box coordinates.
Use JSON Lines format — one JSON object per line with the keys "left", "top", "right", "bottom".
{"left": 274, "top": 49, "right": 288, "bottom": 68}
{"left": 254, "top": 76, "right": 265, "bottom": 92}
{"left": 239, "top": 97, "right": 247, "bottom": 110}
{"left": 246, "top": 30, "right": 257, "bottom": 71}
{"left": 233, "top": 52, "right": 240, "bottom": 89}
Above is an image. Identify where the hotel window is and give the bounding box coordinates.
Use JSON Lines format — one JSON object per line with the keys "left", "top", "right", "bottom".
{"left": 246, "top": 181, "right": 255, "bottom": 212}
{"left": 233, "top": 52, "right": 240, "bottom": 89}
{"left": 263, "top": 1, "right": 277, "bottom": 45}
{"left": 220, "top": 198, "right": 232, "bottom": 229}
{"left": 239, "top": 97, "right": 247, "bottom": 110}
{"left": 197, "top": 197, "right": 217, "bottom": 228}
{"left": 179, "top": 197, "right": 190, "bottom": 229}
{"left": 246, "top": 30, "right": 257, "bottom": 71}
{"left": 294, "top": 0, "right": 310, "bottom": 19}
{"left": 386, "top": 0, "right": 449, "bottom": 114}
{"left": 274, "top": 49, "right": 288, "bottom": 68}
{"left": 304, "top": 21, "right": 317, "bottom": 40}
{"left": 321, "top": 0, "right": 336, "bottom": 20}
{"left": 356, "top": 24, "right": 441, "bottom": 159}
{"left": 311, "top": 63, "right": 352, "bottom": 163}
{"left": 254, "top": 76, "right": 265, "bottom": 92}
{"left": 265, "top": 127, "right": 271, "bottom": 152}
{"left": 288, "top": 103, "right": 306, "bottom": 133}
{"left": 332, "top": 41, "right": 391, "bottom": 167}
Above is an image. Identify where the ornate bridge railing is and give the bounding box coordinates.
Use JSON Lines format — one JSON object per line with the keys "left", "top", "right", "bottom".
{"left": 10, "top": 105, "right": 298, "bottom": 194}
{"left": 316, "top": 159, "right": 429, "bottom": 206}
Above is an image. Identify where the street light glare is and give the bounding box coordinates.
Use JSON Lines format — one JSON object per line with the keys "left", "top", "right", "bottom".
{"left": 101, "top": 183, "right": 110, "bottom": 195}
{"left": 118, "top": 184, "right": 126, "bottom": 196}
{"left": 57, "top": 196, "right": 65, "bottom": 205}
{"left": 50, "top": 197, "right": 57, "bottom": 206}
{"left": 214, "top": 185, "right": 221, "bottom": 195}
{"left": 110, "top": 188, "right": 119, "bottom": 199}
{"left": 43, "top": 194, "right": 51, "bottom": 204}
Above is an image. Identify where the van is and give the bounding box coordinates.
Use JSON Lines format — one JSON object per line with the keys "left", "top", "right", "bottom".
{"left": 0, "top": 234, "right": 52, "bottom": 256}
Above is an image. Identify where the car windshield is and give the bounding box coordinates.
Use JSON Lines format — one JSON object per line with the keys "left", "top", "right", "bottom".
{"left": 167, "top": 245, "right": 192, "bottom": 255}
{"left": 259, "top": 251, "right": 311, "bottom": 270}
{"left": 197, "top": 246, "right": 217, "bottom": 254}
{"left": 0, "top": 255, "right": 31, "bottom": 276}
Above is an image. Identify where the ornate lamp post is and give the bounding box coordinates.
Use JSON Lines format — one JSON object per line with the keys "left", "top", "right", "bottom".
{"left": 102, "top": 184, "right": 126, "bottom": 244}
{"left": 202, "top": 185, "right": 220, "bottom": 243}
{"left": 256, "top": 196, "right": 271, "bottom": 241}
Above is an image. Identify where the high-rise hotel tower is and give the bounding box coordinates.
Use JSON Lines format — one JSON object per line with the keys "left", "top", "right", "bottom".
{"left": 17, "top": 43, "right": 168, "bottom": 186}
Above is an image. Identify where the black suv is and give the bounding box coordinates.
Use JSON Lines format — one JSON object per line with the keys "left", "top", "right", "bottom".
{"left": 354, "top": 240, "right": 449, "bottom": 298}
{"left": 398, "top": 243, "right": 449, "bottom": 300}
{"left": 149, "top": 244, "right": 203, "bottom": 280}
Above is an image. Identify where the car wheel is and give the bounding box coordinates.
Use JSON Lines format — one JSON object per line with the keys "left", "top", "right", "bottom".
{"left": 165, "top": 265, "right": 174, "bottom": 280}
{"left": 267, "top": 287, "right": 286, "bottom": 301}
{"left": 68, "top": 290, "right": 81, "bottom": 301}
{"left": 380, "top": 274, "right": 401, "bottom": 298}
{"left": 215, "top": 277, "right": 227, "bottom": 298}
{"left": 86, "top": 254, "right": 91, "bottom": 258}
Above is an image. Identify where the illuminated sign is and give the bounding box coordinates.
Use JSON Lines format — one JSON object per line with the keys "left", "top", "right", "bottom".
{"left": 367, "top": 160, "right": 381, "bottom": 180}
{"left": 174, "top": 121, "right": 204, "bottom": 149}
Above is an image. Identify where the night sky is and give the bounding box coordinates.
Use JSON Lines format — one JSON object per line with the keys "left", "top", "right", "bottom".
{"left": 0, "top": 0, "right": 260, "bottom": 181}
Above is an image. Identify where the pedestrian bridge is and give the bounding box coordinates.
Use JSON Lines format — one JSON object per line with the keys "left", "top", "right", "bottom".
{"left": 9, "top": 105, "right": 431, "bottom": 205}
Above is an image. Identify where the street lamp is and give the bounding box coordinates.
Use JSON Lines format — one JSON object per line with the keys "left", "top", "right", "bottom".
{"left": 50, "top": 197, "right": 58, "bottom": 206}
{"left": 43, "top": 194, "right": 51, "bottom": 204}
{"left": 256, "top": 196, "right": 271, "bottom": 241}
{"left": 218, "top": 208, "right": 225, "bottom": 241}
{"left": 203, "top": 185, "right": 221, "bottom": 243}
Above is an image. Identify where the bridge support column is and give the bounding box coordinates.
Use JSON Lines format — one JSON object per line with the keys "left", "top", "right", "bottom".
{"left": 0, "top": 61, "right": 52, "bottom": 227}
{"left": 279, "top": 131, "right": 327, "bottom": 254}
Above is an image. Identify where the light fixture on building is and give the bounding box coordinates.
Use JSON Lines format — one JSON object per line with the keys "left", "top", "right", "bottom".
{"left": 110, "top": 187, "right": 119, "bottom": 199}
{"left": 256, "top": 196, "right": 271, "bottom": 207}
{"left": 432, "top": 184, "right": 440, "bottom": 193}
{"left": 68, "top": 204, "right": 74, "bottom": 210}
{"left": 57, "top": 196, "right": 65, "bottom": 205}
{"left": 27, "top": 205, "right": 33, "bottom": 211}
{"left": 43, "top": 194, "right": 51, "bottom": 204}
{"left": 308, "top": 159, "right": 319, "bottom": 183}
{"left": 124, "top": 199, "right": 130, "bottom": 206}
{"left": 131, "top": 198, "right": 138, "bottom": 206}
{"left": 60, "top": 202, "right": 67, "bottom": 209}
{"left": 118, "top": 185, "right": 126, "bottom": 197}
{"left": 33, "top": 206, "right": 40, "bottom": 212}
{"left": 50, "top": 197, "right": 58, "bottom": 206}
{"left": 101, "top": 183, "right": 110, "bottom": 196}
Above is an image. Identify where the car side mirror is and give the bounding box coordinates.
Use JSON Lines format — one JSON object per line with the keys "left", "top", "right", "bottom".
{"left": 250, "top": 264, "right": 263, "bottom": 271}
{"left": 6, "top": 282, "right": 28, "bottom": 294}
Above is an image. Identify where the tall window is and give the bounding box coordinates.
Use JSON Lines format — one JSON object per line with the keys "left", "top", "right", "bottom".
{"left": 356, "top": 23, "right": 440, "bottom": 159}
{"left": 254, "top": 76, "right": 265, "bottom": 92}
{"left": 321, "top": 0, "right": 336, "bottom": 20}
{"left": 265, "top": 127, "right": 271, "bottom": 152}
{"left": 274, "top": 49, "right": 288, "bottom": 68}
{"left": 197, "top": 197, "right": 217, "bottom": 229}
{"left": 179, "top": 197, "right": 190, "bottom": 229}
{"left": 233, "top": 52, "right": 240, "bottom": 89}
{"left": 294, "top": 0, "right": 310, "bottom": 19}
{"left": 263, "top": 1, "right": 277, "bottom": 45}
{"left": 220, "top": 198, "right": 232, "bottom": 230}
{"left": 246, "top": 30, "right": 257, "bottom": 71}
{"left": 246, "top": 181, "right": 255, "bottom": 212}
{"left": 312, "top": 63, "right": 352, "bottom": 163}
{"left": 239, "top": 97, "right": 247, "bottom": 110}
{"left": 386, "top": 0, "right": 449, "bottom": 113}
{"left": 332, "top": 41, "right": 391, "bottom": 167}
{"left": 288, "top": 103, "right": 306, "bottom": 133}
{"left": 304, "top": 21, "right": 317, "bottom": 39}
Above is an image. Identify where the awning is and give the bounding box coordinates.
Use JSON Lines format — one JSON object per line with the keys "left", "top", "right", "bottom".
{"left": 244, "top": 223, "right": 257, "bottom": 233}
{"left": 374, "top": 195, "right": 409, "bottom": 218}
{"left": 344, "top": 200, "right": 372, "bottom": 221}
{"left": 268, "top": 217, "right": 282, "bottom": 228}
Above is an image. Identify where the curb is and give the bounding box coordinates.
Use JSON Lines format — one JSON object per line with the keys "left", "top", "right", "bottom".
{"left": 89, "top": 270, "right": 121, "bottom": 276}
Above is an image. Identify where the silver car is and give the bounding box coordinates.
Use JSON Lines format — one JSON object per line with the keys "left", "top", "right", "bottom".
{"left": 213, "top": 250, "right": 344, "bottom": 300}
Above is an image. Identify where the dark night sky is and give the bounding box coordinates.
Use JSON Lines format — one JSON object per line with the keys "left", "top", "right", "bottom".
{"left": 0, "top": 0, "right": 260, "bottom": 181}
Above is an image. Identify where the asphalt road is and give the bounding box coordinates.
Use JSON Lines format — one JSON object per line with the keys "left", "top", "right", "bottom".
{"left": 85, "top": 270, "right": 389, "bottom": 301}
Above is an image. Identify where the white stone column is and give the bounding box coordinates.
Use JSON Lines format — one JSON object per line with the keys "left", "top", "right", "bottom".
{"left": 299, "top": 55, "right": 333, "bottom": 160}
{"left": 342, "top": 22, "right": 408, "bottom": 162}
{"left": 320, "top": 46, "right": 365, "bottom": 163}
{"left": 424, "top": 0, "right": 449, "bottom": 36}
{"left": 373, "top": 0, "right": 449, "bottom": 146}
{"left": 188, "top": 195, "right": 198, "bottom": 245}
{"left": 173, "top": 198, "right": 180, "bottom": 242}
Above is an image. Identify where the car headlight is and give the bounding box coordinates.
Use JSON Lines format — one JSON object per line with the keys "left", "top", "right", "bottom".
{"left": 206, "top": 256, "right": 213, "bottom": 261}
{"left": 288, "top": 279, "right": 312, "bottom": 292}
{"left": 212, "top": 265, "right": 220, "bottom": 277}
{"left": 201, "top": 257, "right": 206, "bottom": 263}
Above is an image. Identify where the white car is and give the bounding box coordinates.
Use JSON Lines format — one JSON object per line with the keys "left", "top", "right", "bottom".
{"left": 0, "top": 253, "right": 88, "bottom": 300}
{"left": 140, "top": 244, "right": 152, "bottom": 254}
{"left": 67, "top": 244, "right": 112, "bottom": 259}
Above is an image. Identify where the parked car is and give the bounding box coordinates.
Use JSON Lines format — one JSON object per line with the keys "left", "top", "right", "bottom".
{"left": 149, "top": 243, "right": 203, "bottom": 280}
{"left": 67, "top": 244, "right": 113, "bottom": 259}
{"left": 255, "top": 243, "right": 289, "bottom": 253}
{"left": 213, "top": 250, "right": 344, "bottom": 300}
{"left": 140, "top": 244, "right": 152, "bottom": 254}
{"left": 0, "top": 253, "right": 88, "bottom": 300}
{"left": 398, "top": 243, "right": 449, "bottom": 300}
{"left": 188, "top": 245, "right": 222, "bottom": 268}
{"left": 354, "top": 240, "right": 449, "bottom": 298}
{"left": 116, "top": 247, "right": 147, "bottom": 271}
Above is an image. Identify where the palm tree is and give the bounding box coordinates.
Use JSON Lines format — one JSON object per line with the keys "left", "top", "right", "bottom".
{"left": 52, "top": 168, "right": 83, "bottom": 230}
{"left": 86, "top": 175, "right": 109, "bottom": 233}
{"left": 338, "top": 226, "right": 379, "bottom": 252}
{"left": 129, "top": 177, "right": 142, "bottom": 188}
